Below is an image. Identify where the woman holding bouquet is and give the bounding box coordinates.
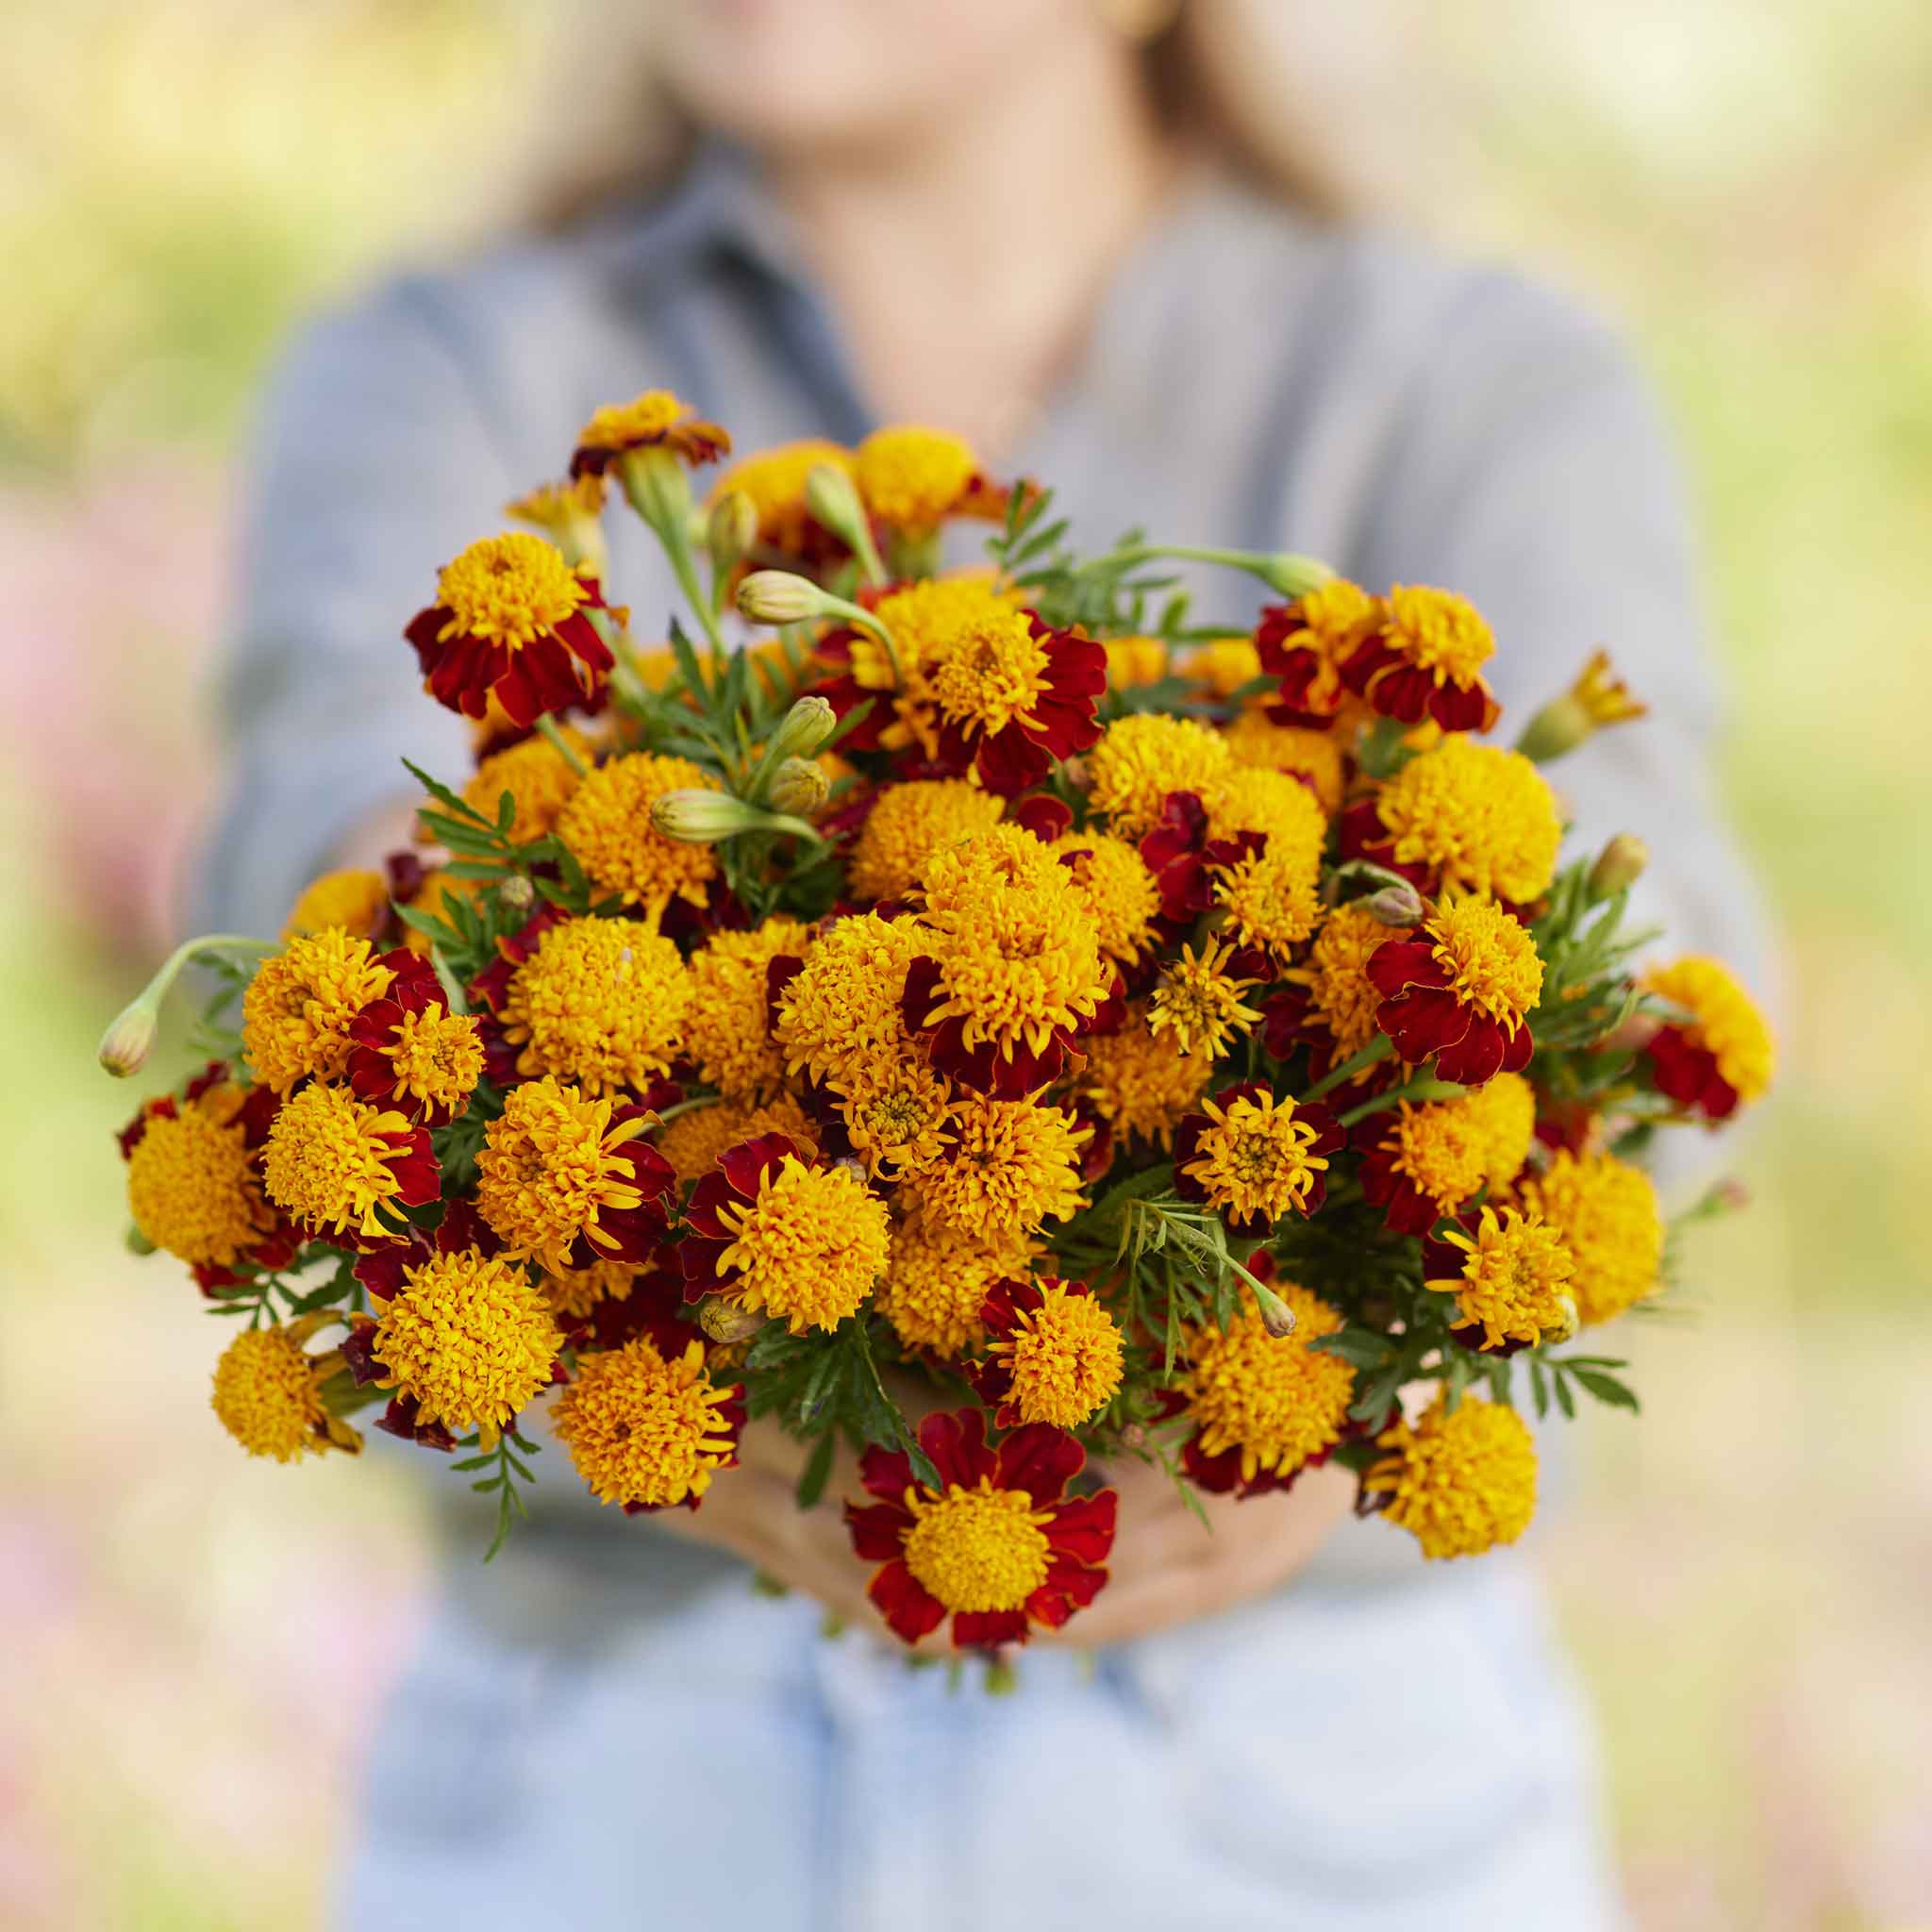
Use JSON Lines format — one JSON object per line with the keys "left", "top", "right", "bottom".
{"left": 201, "top": 1, "right": 1764, "bottom": 1925}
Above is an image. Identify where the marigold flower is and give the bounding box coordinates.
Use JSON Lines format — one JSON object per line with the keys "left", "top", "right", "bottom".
{"left": 554, "top": 753, "right": 721, "bottom": 920}
{"left": 1367, "top": 1393, "right": 1537, "bottom": 1559}
{"left": 849, "top": 779, "right": 1005, "bottom": 904}
{"left": 872, "top": 1214, "right": 1036, "bottom": 1358}
{"left": 1276, "top": 903, "right": 1393, "bottom": 1067}
{"left": 1214, "top": 841, "right": 1324, "bottom": 958}
{"left": 1206, "top": 765, "right": 1326, "bottom": 854}
{"left": 1224, "top": 711, "right": 1346, "bottom": 813}
{"left": 1049, "top": 829, "right": 1160, "bottom": 965}
{"left": 1256, "top": 579, "right": 1383, "bottom": 726}
{"left": 541, "top": 1257, "right": 638, "bottom": 1322}
{"left": 475, "top": 1076, "right": 675, "bottom": 1273}
{"left": 1360, "top": 1097, "right": 1489, "bottom": 1235}
{"left": 656, "top": 1095, "right": 818, "bottom": 1186}
{"left": 1460, "top": 1069, "right": 1537, "bottom": 1191}
{"left": 908, "top": 823, "right": 1111, "bottom": 1095}
{"left": 1149, "top": 937, "right": 1262, "bottom": 1060}
{"left": 1104, "top": 635, "right": 1169, "bottom": 688}
{"left": 1369, "top": 736, "right": 1561, "bottom": 905}
{"left": 829, "top": 1056, "right": 956, "bottom": 1179}
{"left": 477, "top": 909, "right": 691, "bottom": 1096}
{"left": 899, "top": 1093, "right": 1089, "bottom": 1241}
{"left": 1077, "top": 1004, "right": 1212, "bottom": 1148}
{"left": 1085, "top": 712, "right": 1232, "bottom": 839}
{"left": 844, "top": 1408, "right": 1116, "bottom": 1649}
{"left": 461, "top": 725, "right": 589, "bottom": 845}
{"left": 1641, "top": 955, "right": 1774, "bottom": 1121}
{"left": 370, "top": 1246, "right": 560, "bottom": 1449}
{"left": 552, "top": 1332, "right": 744, "bottom": 1512}
{"left": 925, "top": 608, "right": 1108, "bottom": 795}
{"left": 774, "top": 911, "right": 928, "bottom": 1092}
{"left": 1516, "top": 648, "right": 1648, "bottom": 762}
{"left": 569, "top": 388, "right": 728, "bottom": 477}
{"left": 260, "top": 1080, "right": 439, "bottom": 1246}
{"left": 853, "top": 425, "right": 999, "bottom": 536}
{"left": 1174, "top": 1081, "right": 1342, "bottom": 1228}
{"left": 1515, "top": 1148, "right": 1663, "bottom": 1326}
{"left": 406, "top": 531, "right": 615, "bottom": 728}
{"left": 283, "top": 868, "right": 391, "bottom": 943}
{"left": 974, "top": 1277, "right": 1124, "bottom": 1430}
{"left": 242, "top": 927, "right": 395, "bottom": 1092}
{"left": 1341, "top": 585, "right": 1501, "bottom": 734}
{"left": 680, "top": 1134, "right": 891, "bottom": 1335}
{"left": 1170, "top": 1271, "right": 1356, "bottom": 1496}
{"left": 1424, "top": 1204, "right": 1577, "bottom": 1351}
{"left": 344, "top": 949, "right": 483, "bottom": 1126}
{"left": 683, "top": 917, "right": 812, "bottom": 1102}
{"left": 506, "top": 473, "right": 608, "bottom": 568}
{"left": 708, "top": 439, "right": 852, "bottom": 558}
{"left": 123, "top": 1075, "right": 279, "bottom": 1275}
{"left": 1368, "top": 893, "right": 1542, "bottom": 1086}
{"left": 210, "top": 1321, "right": 360, "bottom": 1462}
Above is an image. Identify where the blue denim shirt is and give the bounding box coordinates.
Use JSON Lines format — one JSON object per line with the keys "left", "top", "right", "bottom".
{"left": 201, "top": 143, "right": 1764, "bottom": 1625}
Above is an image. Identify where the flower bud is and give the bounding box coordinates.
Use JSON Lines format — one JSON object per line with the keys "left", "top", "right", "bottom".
{"left": 1517, "top": 650, "right": 1647, "bottom": 763}
{"left": 698, "top": 1296, "right": 765, "bottom": 1344}
{"left": 803, "top": 462, "right": 870, "bottom": 549}
{"left": 125, "top": 1223, "right": 158, "bottom": 1257}
{"left": 1255, "top": 552, "right": 1336, "bottom": 601}
{"left": 766, "top": 693, "right": 839, "bottom": 763}
{"left": 1117, "top": 1422, "right": 1148, "bottom": 1452}
{"left": 767, "top": 758, "right": 829, "bottom": 818}
{"left": 1361, "top": 879, "right": 1426, "bottom": 926}
{"left": 736, "top": 570, "right": 827, "bottom": 626}
{"left": 497, "top": 874, "right": 536, "bottom": 914}
{"left": 97, "top": 995, "right": 160, "bottom": 1077}
{"left": 650, "top": 789, "right": 772, "bottom": 844}
{"left": 707, "top": 489, "right": 758, "bottom": 577}
{"left": 1251, "top": 1279, "right": 1298, "bottom": 1340}
{"left": 1542, "top": 1295, "right": 1581, "bottom": 1348}
{"left": 1588, "top": 833, "right": 1648, "bottom": 898}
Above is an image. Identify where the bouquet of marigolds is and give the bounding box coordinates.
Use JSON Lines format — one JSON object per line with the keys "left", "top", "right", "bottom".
{"left": 103, "top": 391, "right": 1774, "bottom": 1659}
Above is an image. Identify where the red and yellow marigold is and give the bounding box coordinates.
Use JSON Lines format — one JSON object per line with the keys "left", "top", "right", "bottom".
{"left": 1642, "top": 955, "right": 1774, "bottom": 1121}
{"left": 1424, "top": 1204, "right": 1577, "bottom": 1351}
{"left": 242, "top": 926, "right": 395, "bottom": 1092}
{"left": 570, "top": 388, "right": 728, "bottom": 477}
{"left": 973, "top": 1277, "right": 1124, "bottom": 1430}
{"left": 1341, "top": 585, "right": 1501, "bottom": 733}
{"left": 1514, "top": 1148, "right": 1664, "bottom": 1326}
{"left": 1368, "top": 1393, "right": 1538, "bottom": 1559}
{"left": 1369, "top": 892, "right": 1542, "bottom": 1086}
{"left": 260, "top": 1079, "right": 439, "bottom": 1246}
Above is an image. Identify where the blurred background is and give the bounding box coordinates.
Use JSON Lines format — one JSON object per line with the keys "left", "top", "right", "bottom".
{"left": 2, "top": 3, "right": 1928, "bottom": 1927}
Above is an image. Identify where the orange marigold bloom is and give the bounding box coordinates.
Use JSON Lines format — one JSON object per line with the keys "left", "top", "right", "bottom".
{"left": 849, "top": 780, "right": 1004, "bottom": 904}
{"left": 1424, "top": 1204, "right": 1577, "bottom": 1352}
{"left": 1371, "top": 736, "right": 1562, "bottom": 905}
{"left": 899, "top": 1093, "right": 1089, "bottom": 1241}
{"left": 1368, "top": 1393, "right": 1537, "bottom": 1559}
{"left": 1051, "top": 829, "right": 1161, "bottom": 965}
{"left": 1078, "top": 1005, "right": 1212, "bottom": 1148}
{"left": 1174, "top": 1081, "right": 1342, "bottom": 1229}
{"left": 656, "top": 1095, "right": 819, "bottom": 1186}
{"left": 210, "top": 1319, "right": 361, "bottom": 1463}
{"left": 1368, "top": 893, "right": 1542, "bottom": 1086}
{"left": 260, "top": 1080, "right": 439, "bottom": 1246}
{"left": 283, "top": 868, "right": 391, "bottom": 943}
{"left": 569, "top": 388, "right": 729, "bottom": 477}
{"left": 461, "top": 726, "right": 589, "bottom": 845}
{"left": 873, "top": 1213, "right": 1036, "bottom": 1358}
{"left": 123, "top": 1071, "right": 282, "bottom": 1281}
{"left": 685, "top": 917, "right": 813, "bottom": 1102}
{"left": 973, "top": 1277, "right": 1124, "bottom": 1430}
{"left": 1086, "top": 712, "right": 1231, "bottom": 839}
{"left": 345, "top": 947, "right": 485, "bottom": 1126}
{"left": 1256, "top": 579, "right": 1383, "bottom": 726}
{"left": 1514, "top": 1147, "right": 1664, "bottom": 1326}
{"left": 242, "top": 927, "right": 395, "bottom": 1092}
{"left": 1341, "top": 585, "right": 1502, "bottom": 734}
{"left": 853, "top": 425, "right": 1005, "bottom": 536}
{"left": 1149, "top": 937, "right": 1262, "bottom": 1060}
{"left": 553, "top": 753, "right": 721, "bottom": 920}
{"left": 1224, "top": 711, "right": 1346, "bottom": 814}
{"left": 709, "top": 439, "right": 851, "bottom": 557}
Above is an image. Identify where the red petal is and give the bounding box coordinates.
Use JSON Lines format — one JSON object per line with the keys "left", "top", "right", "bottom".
{"left": 1045, "top": 1489, "right": 1118, "bottom": 1564}
{"left": 844, "top": 1500, "right": 911, "bottom": 1562}
{"left": 994, "top": 1424, "right": 1083, "bottom": 1505}
{"left": 868, "top": 1559, "right": 946, "bottom": 1646}
{"left": 951, "top": 1608, "right": 1030, "bottom": 1651}
{"left": 919, "top": 1408, "right": 997, "bottom": 1491}
{"left": 857, "top": 1443, "right": 916, "bottom": 1504}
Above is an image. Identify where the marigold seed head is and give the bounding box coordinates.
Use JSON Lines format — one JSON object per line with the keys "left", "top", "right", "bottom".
{"left": 1370, "top": 1393, "right": 1537, "bottom": 1559}
{"left": 551, "top": 1334, "right": 740, "bottom": 1509}
{"left": 242, "top": 928, "right": 394, "bottom": 1092}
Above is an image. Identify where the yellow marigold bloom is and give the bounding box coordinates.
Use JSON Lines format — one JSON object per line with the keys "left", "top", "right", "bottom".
{"left": 377, "top": 1004, "right": 487, "bottom": 1123}
{"left": 854, "top": 425, "right": 978, "bottom": 534}
{"left": 1104, "top": 635, "right": 1169, "bottom": 688}
{"left": 902, "top": 1095, "right": 1089, "bottom": 1241}
{"left": 1287, "top": 903, "right": 1392, "bottom": 1060}
{"left": 1052, "top": 829, "right": 1160, "bottom": 964}
{"left": 1149, "top": 937, "right": 1262, "bottom": 1059}
{"left": 1383, "top": 1099, "right": 1488, "bottom": 1218}
{"left": 914, "top": 824, "right": 1110, "bottom": 1074}
{"left": 849, "top": 780, "right": 1004, "bottom": 904}
{"left": 1078, "top": 1006, "right": 1212, "bottom": 1147}
{"left": 210, "top": 1323, "right": 358, "bottom": 1463}
{"left": 831, "top": 1056, "right": 956, "bottom": 1179}
{"left": 709, "top": 439, "right": 852, "bottom": 552}
{"left": 1206, "top": 764, "right": 1327, "bottom": 856}
{"left": 685, "top": 918, "right": 812, "bottom": 1102}
{"left": 126, "top": 1088, "right": 274, "bottom": 1269}
{"left": 1086, "top": 712, "right": 1231, "bottom": 839}
{"left": 242, "top": 927, "right": 394, "bottom": 1092}
{"left": 541, "top": 1257, "right": 637, "bottom": 1322}
{"left": 552, "top": 1333, "right": 741, "bottom": 1509}
{"left": 925, "top": 603, "right": 1052, "bottom": 739}
{"left": 1517, "top": 649, "right": 1650, "bottom": 762}
{"left": 433, "top": 530, "right": 587, "bottom": 646}
{"left": 983, "top": 1282, "right": 1124, "bottom": 1430}
{"left": 1374, "top": 736, "right": 1562, "bottom": 905}
{"left": 461, "top": 727, "right": 589, "bottom": 845}
{"left": 571, "top": 388, "right": 727, "bottom": 475}
{"left": 1459, "top": 1070, "right": 1537, "bottom": 1191}
{"left": 260, "top": 1082, "right": 425, "bottom": 1242}
{"left": 1215, "top": 841, "right": 1324, "bottom": 955}
{"left": 1427, "top": 1204, "right": 1577, "bottom": 1351}
{"left": 1224, "top": 711, "right": 1345, "bottom": 813}
{"left": 372, "top": 1247, "right": 560, "bottom": 1448}
{"left": 1569, "top": 648, "right": 1646, "bottom": 726}
{"left": 283, "top": 868, "right": 390, "bottom": 942}
{"left": 498, "top": 917, "right": 692, "bottom": 1095}
{"left": 1175, "top": 1286, "right": 1356, "bottom": 1489}
{"left": 1515, "top": 1149, "right": 1663, "bottom": 1326}
{"left": 1186, "top": 635, "right": 1262, "bottom": 697}
{"left": 1178, "top": 1090, "right": 1332, "bottom": 1224}
{"left": 847, "top": 575, "right": 1027, "bottom": 757}
{"left": 1257, "top": 577, "right": 1383, "bottom": 722}
{"left": 1426, "top": 892, "right": 1545, "bottom": 1031}
{"left": 775, "top": 912, "right": 929, "bottom": 1091}
{"left": 475, "top": 1076, "right": 653, "bottom": 1271}
{"left": 1642, "top": 955, "right": 1774, "bottom": 1108}
{"left": 874, "top": 1214, "right": 1035, "bottom": 1358}
{"left": 657, "top": 1096, "right": 818, "bottom": 1186}
{"left": 902, "top": 1481, "right": 1053, "bottom": 1613}
{"left": 713, "top": 1154, "right": 891, "bottom": 1335}
{"left": 1371, "top": 1394, "right": 1537, "bottom": 1559}
{"left": 554, "top": 753, "right": 721, "bottom": 920}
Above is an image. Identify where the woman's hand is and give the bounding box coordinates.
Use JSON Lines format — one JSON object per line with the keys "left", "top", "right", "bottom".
{"left": 652, "top": 1417, "right": 1355, "bottom": 1653}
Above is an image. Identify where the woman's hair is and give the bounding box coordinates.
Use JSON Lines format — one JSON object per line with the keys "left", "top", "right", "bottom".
{"left": 508, "top": 1, "right": 1411, "bottom": 235}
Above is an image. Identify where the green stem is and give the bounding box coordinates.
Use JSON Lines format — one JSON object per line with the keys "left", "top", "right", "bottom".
{"left": 1338, "top": 1076, "right": 1467, "bottom": 1129}
{"left": 535, "top": 712, "right": 589, "bottom": 777}
{"left": 1094, "top": 543, "right": 1336, "bottom": 600}
{"left": 1303, "top": 1033, "right": 1394, "bottom": 1101}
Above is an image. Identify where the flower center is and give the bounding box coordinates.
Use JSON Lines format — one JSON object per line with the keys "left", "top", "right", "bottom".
{"left": 928, "top": 611, "right": 1049, "bottom": 735}
{"left": 1425, "top": 897, "right": 1543, "bottom": 1025}
{"left": 901, "top": 1478, "right": 1052, "bottom": 1613}
{"left": 1149, "top": 941, "right": 1260, "bottom": 1058}
{"left": 1389, "top": 1100, "right": 1487, "bottom": 1211}
{"left": 387, "top": 1007, "right": 485, "bottom": 1114}
{"left": 904, "top": 1096, "right": 1088, "bottom": 1240}
{"left": 436, "top": 532, "right": 585, "bottom": 647}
